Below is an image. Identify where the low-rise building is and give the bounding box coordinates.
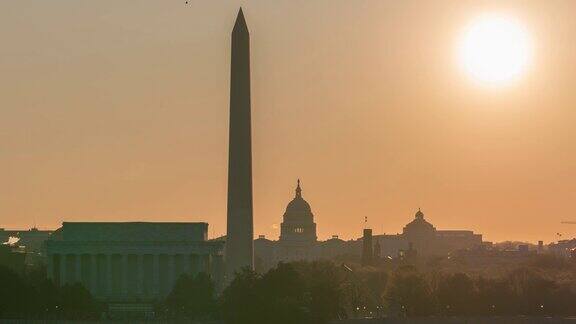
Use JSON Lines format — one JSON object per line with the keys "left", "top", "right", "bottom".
{"left": 0, "top": 227, "right": 53, "bottom": 267}
{"left": 45, "top": 222, "right": 224, "bottom": 302}
{"left": 548, "top": 238, "right": 576, "bottom": 258}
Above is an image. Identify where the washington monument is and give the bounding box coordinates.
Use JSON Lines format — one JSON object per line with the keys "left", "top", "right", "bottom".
{"left": 226, "top": 8, "right": 254, "bottom": 278}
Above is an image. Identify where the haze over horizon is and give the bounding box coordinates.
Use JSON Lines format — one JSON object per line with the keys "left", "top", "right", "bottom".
{"left": 2, "top": 0, "right": 576, "bottom": 243}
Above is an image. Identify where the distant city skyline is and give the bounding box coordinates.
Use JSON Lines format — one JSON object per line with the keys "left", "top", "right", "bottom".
{"left": 2, "top": 1, "right": 576, "bottom": 243}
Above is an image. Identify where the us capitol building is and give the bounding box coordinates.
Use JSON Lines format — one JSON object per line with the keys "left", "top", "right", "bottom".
{"left": 254, "top": 180, "right": 484, "bottom": 272}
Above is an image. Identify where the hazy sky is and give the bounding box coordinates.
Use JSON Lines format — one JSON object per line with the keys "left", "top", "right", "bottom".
{"left": 2, "top": 0, "right": 576, "bottom": 243}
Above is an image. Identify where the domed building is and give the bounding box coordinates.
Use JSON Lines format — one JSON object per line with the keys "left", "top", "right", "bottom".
{"left": 275, "top": 180, "right": 318, "bottom": 262}
{"left": 401, "top": 209, "right": 438, "bottom": 256}
{"left": 372, "top": 209, "right": 483, "bottom": 259}
{"left": 279, "top": 180, "right": 317, "bottom": 242}
{"left": 253, "top": 180, "right": 323, "bottom": 272}
{"left": 403, "top": 209, "right": 436, "bottom": 238}
{"left": 253, "top": 183, "right": 484, "bottom": 272}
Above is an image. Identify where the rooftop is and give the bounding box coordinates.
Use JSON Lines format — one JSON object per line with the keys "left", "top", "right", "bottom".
{"left": 50, "top": 222, "right": 208, "bottom": 242}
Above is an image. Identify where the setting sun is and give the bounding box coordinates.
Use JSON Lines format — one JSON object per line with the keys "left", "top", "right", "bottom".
{"left": 458, "top": 14, "right": 533, "bottom": 86}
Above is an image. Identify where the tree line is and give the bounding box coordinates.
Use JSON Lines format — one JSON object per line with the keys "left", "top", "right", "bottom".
{"left": 1, "top": 259, "right": 576, "bottom": 322}
{"left": 0, "top": 265, "right": 100, "bottom": 320}
{"left": 165, "top": 260, "right": 576, "bottom": 323}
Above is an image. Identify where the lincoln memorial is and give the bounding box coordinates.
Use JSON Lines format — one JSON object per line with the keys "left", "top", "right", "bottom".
{"left": 45, "top": 222, "right": 225, "bottom": 301}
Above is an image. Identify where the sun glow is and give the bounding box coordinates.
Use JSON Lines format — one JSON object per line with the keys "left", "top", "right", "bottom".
{"left": 458, "top": 14, "right": 533, "bottom": 86}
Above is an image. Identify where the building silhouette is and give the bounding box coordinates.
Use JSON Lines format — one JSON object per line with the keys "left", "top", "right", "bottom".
{"left": 276, "top": 180, "right": 318, "bottom": 261}
{"left": 254, "top": 183, "right": 484, "bottom": 271}
{"left": 254, "top": 180, "right": 320, "bottom": 270}
{"left": 254, "top": 180, "right": 356, "bottom": 271}
{"left": 226, "top": 8, "right": 254, "bottom": 279}
{"left": 373, "top": 209, "right": 483, "bottom": 258}
{"left": 362, "top": 228, "right": 373, "bottom": 266}
{"left": 0, "top": 227, "right": 52, "bottom": 267}
{"left": 280, "top": 180, "right": 317, "bottom": 242}
{"left": 45, "top": 222, "right": 224, "bottom": 301}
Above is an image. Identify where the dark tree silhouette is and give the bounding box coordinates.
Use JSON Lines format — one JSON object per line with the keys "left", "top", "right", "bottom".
{"left": 435, "top": 273, "right": 475, "bottom": 315}
{"left": 384, "top": 269, "right": 434, "bottom": 316}
{"left": 4, "top": 260, "right": 576, "bottom": 321}
{"left": 0, "top": 266, "right": 29, "bottom": 317}
{"left": 0, "top": 265, "right": 100, "bottom": 320}
{"left": 221, "top": 262, "right": 350, "bottom": 324}
{"left": 475, "top": 276, "right": 515, "bottom": 315}
{"left": 299, "top": 262, "right": 348, "bottom": 322}
{"left": 257, "top": 262, "right": 308, "bottom": 324}
{"left": 59, "top": 283, "right": 99, "bottom": 319}
{"left": 164, "top": 272, "right": 217, "bottom": 320}
{"left": 221, "top": 267, "right": 262, "bottom": 324}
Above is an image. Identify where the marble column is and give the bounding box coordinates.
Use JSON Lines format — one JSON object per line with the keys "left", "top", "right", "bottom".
{"left": 206, "top": 254, "right": 212, "bottom": 275}
{"left": 209, "top": 255, "right": 216, "bottom": 279}
{"left": 90, "top": 254, "right": 98, "bottom": 295}
{"left": 191, "top": 254, "right": 199, "bottom": 275}
{"left": 183, "top": 253, "right": 191, "bottom": 275}
{"left": 153, "top": 254, "right": 160, "bottom": 296}
{"left": 121, "top": 254, "right": 128, "bottom": 297}
{"left": 137, "top": 254, "right": 144, "bottom": 297}
{"left": 75, "top": 254, "right": 82, "bottom": 283}
{"left": 197, "top": 254, "right": 205, "bottom": 274}
{"left": 167, "top": 254, "right": 175, "bottom": 294}
{"left": 106, "top": 254, "right": 113, "bottom": 296}
{"left": 59, "top": 254, "right": 66, "bottom": 287}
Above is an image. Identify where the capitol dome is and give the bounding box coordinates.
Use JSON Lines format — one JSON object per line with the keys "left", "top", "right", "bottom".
{"left": 285, "top": 180, "right": 313, "bottom": 216}
{"left": 280, "top": 180, "right": 317, "bottom": 242}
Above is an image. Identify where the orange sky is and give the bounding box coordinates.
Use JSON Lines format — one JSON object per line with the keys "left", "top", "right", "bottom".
{"left": 2, "top": 1, "right": 576, "bottom": 243}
